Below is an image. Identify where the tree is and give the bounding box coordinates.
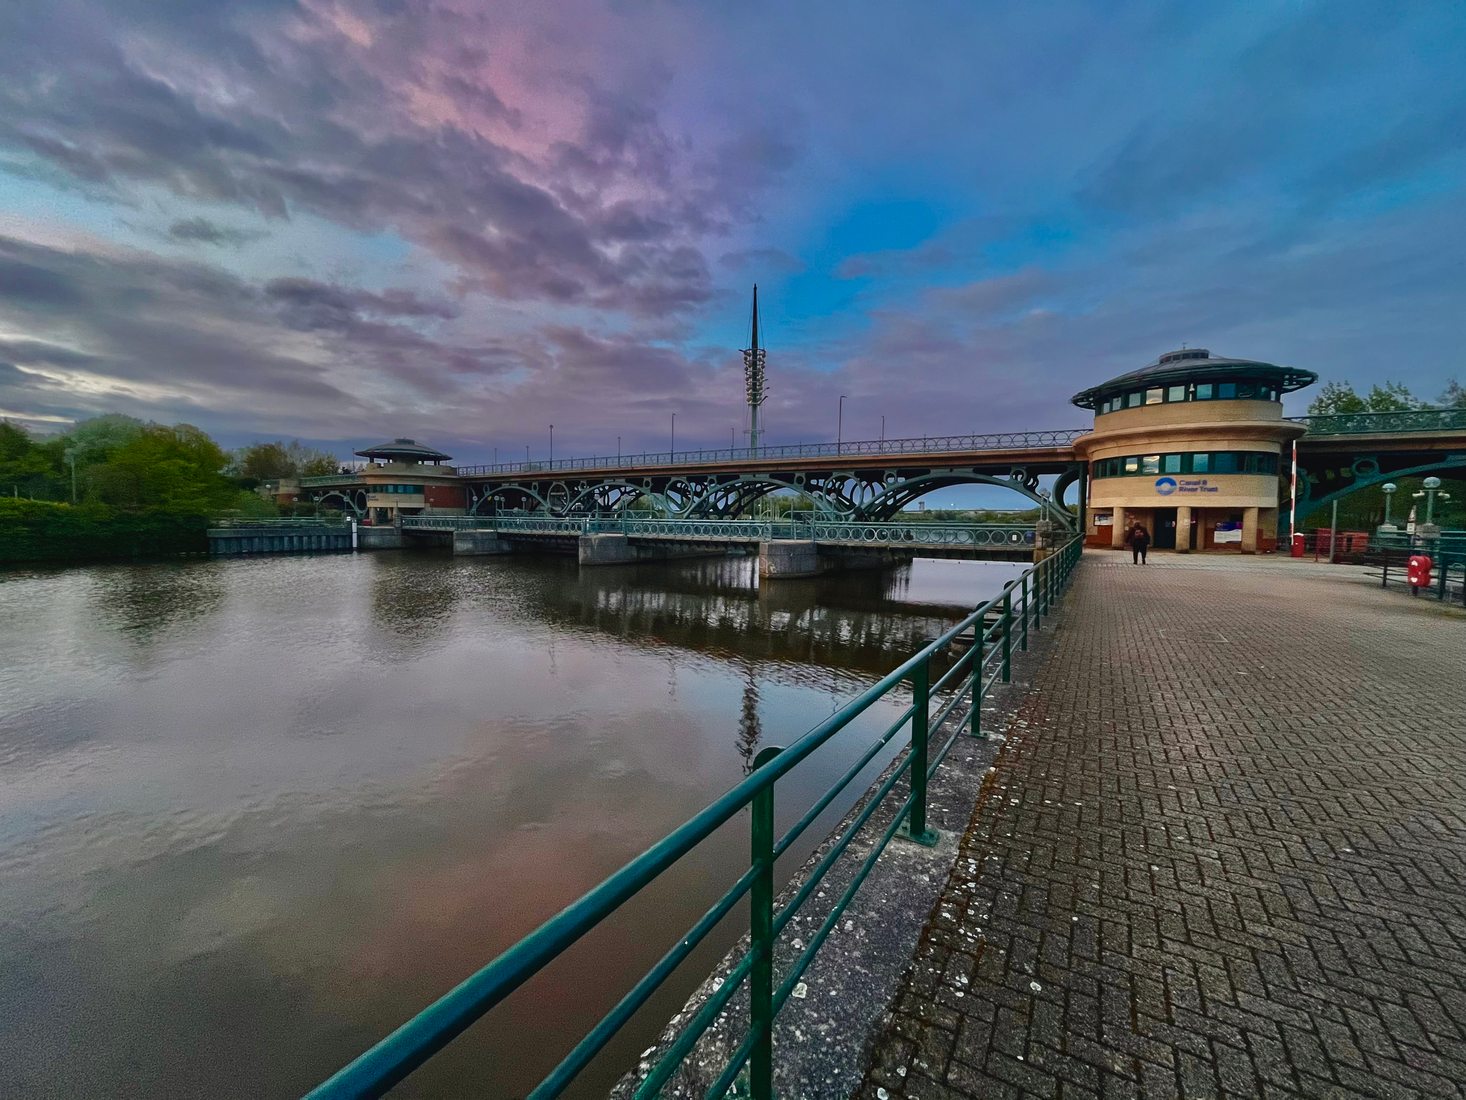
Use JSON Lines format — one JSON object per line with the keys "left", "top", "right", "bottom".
{"left": 237, "top": 441, "right": 295, "bottom": 480}
{"left": 1440, "top": 379, "right": 1466, "bottom": 409}
{"left": 59, "top": 414, "right": 146, "bottom": 465}
{"left": 1308, "top": 380, "right": 1422, "bottom": 414}
{"left": 0, "top": 421, "right": 62, "bottom": 496}
{"left": 90, "top": 423, "right": 235, "bottom": 513}
{"left": 235, "top": 439, "right": 340, "bottom": 479}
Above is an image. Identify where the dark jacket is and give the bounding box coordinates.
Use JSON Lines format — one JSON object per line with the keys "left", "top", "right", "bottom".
{"left": 1129, "top": 527, "right": 1151, "bottom": 549}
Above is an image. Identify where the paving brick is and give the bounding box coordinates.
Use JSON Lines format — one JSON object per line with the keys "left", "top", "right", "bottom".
{"left": 859, "top": 556, "right": 1466, "bottom": 1098}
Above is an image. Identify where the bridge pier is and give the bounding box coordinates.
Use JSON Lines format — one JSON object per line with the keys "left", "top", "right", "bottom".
{"left": 453, "top": 530, "right": 513, "bottom": 556}
{"left": 578, "top": 533, "right": 732, "bottom": 566}
{"left": 358, "top": 526, "right": 406, "bottom": 550}
{"left": 758, "top": 539, "right": 820, "bottom": 579}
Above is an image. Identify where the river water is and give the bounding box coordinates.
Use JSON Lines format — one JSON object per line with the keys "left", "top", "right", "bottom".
{"left": 0, "top": 549, "right": 1022, "bottom": 1098}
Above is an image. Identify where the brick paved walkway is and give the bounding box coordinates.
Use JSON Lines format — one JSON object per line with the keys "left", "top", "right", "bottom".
{"left": 860, "top": 555, "right": 1466, "bottom": 1099}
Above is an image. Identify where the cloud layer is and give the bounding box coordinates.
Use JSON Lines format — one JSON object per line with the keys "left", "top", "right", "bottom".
{"left": 1, "top": 1, "right": 1463, "bottom": 457}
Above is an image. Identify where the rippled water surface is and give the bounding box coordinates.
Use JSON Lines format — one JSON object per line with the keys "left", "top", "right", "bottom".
{"left": 0, "top": 549, "right": 1022, "bottom": 1098}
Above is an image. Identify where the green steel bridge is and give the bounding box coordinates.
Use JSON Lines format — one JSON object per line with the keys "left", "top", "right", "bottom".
{"left": 302, "top": 409, "right": 1466, "bottom": 539}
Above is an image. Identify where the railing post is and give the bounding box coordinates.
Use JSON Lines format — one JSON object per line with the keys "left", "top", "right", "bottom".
{"left": 969, "top": 626, "right": 985, "bottom": 739}
{"left": 1001, "top": 589, "right": 1013, "bottom": 683}
{"left": 1019, "top": 574, "right": 1030, "bottom": 651}
{"left": 900, "top": 659, "right": 938, "bottom": 846}
{"left": 749, "top": 746, "right": 780, "bottom": 1100}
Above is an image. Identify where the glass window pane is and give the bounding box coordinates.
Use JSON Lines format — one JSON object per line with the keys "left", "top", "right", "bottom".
{"left": 1194, "top": 383, "right": 1213, "bottom": 400}
{"left": 1142, "top": 454, "right": 1160, "bottom": 474}
{"left": 1191, "top": 453, "right": 1209, "bottom": 473}
{"left": 1217, "top": 382, "right": 1237, "bottom": 399}
{"left": 1124, "top": 455, "right": 1140, "bottom": 474}
{"left": 1126, "top": 391, "right": 1143, "bottom": 408}
{"left": 1167, "top": 385, "right": 1186, "bottom": 402}
{"left": 1145, "top": 388, "right": 1163, "bottom": 405}
{"left": 1163, "top": 454, "right": 1182, "bottom": 473}
{"left": 1213, "top": 453, "right": 1238, "bottom": 473}
{"left": 1237, "top": 382, "right": 1257, "bottom": 399}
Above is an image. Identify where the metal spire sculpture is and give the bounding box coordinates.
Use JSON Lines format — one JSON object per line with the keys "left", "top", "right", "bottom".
{"left": 742, "top": 285, "right": 767, "bottom": 454}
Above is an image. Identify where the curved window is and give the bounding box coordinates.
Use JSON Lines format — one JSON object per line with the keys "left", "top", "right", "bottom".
{"left": 1092, "top": 452, "right": 1279, "bottom": 479}
{"left": 1096, "top": 379, "right": 1280, "bottom": 414}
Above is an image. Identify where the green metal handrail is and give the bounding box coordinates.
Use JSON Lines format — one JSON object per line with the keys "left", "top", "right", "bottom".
{"left": 1289, "top": 407, "right": 1466, "bottom": 436}
{"left": 307, "top": 536, "right": 1085, "bottom": 1099}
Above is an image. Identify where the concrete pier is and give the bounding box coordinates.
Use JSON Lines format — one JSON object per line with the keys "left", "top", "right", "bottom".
{"left": 578, "top": 533, "right": 638, "bottom": 565}
{"left": 757, "top": 539, "right": 820, "bottom": 578}
{"left": 452, "top": 530, "right": 512, "bottom": 556}
{"left": 357, "top": 526, "right": 405, "bottom": 550}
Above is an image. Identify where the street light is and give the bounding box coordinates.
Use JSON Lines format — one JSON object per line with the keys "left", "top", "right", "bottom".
{"left": 1381, "top": 482, "right": 1398, "bottom": 528}
{"left": 617, "top": 435, "right": 621, "bottom": 461}
{"left": 880, "top": 415, "right": 885, "bottom": 444}
{"left": 670, "top": 412, "right": 676, "bottom": 456}
{"left": 549, "top": 424, "right": 554, "bottom": 464}
{"left": 837, "top": 395, "right": 847, "bottom": 454}
{"left": 1423, "top": 476, "right": 1442, "bottom": 525}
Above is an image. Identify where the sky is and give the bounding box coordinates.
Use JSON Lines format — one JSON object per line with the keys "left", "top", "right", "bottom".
{"left": 1, "top": 0, "right": 1464, "bottom": 465}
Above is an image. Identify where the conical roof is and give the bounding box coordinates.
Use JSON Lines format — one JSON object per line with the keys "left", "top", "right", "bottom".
{"left": 353, "top": 437, "right": 452, "bottom": 462}
{"left": 1071, "top": 349, "right": 1316, "bottom": 410}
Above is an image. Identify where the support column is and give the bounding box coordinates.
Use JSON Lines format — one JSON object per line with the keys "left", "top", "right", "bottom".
{"left": 1175, "top": 505, "right": 1192, "bottom": 553}
{"left": 1110, "top": 507, "right": 1127, "bottom": 549}
{"left": 758, "top": 540, "right": 820, "bottom": 579}
{"left": 1242, "top": 506, "right": 1259, "bottom": 555}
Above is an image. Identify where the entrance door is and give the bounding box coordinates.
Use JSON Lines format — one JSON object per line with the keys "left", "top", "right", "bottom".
{"left": 1152, "top": 507, "right": 1178, "bottom": 550}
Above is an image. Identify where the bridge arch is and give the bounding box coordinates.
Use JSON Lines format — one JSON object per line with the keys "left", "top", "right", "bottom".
{"left": 312, "top": 489, "right": 365, "bottom": 516}
{"left": 855, "top": 470, "right": 1078, "bottom": 528}
{"left": 1291, "top": 455, "right": 1466, "bottom": 532}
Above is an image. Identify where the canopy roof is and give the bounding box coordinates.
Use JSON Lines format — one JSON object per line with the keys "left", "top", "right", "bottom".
{"left": 353, "top": 437, "right": 453, "bottom": 462}
{"left": 1071, "top": 349, "right": 1317, "bottom": 410}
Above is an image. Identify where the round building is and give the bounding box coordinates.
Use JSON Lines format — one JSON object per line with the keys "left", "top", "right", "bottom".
{"left": 1072, "top": 349, "right": 1317, "bottom": 553}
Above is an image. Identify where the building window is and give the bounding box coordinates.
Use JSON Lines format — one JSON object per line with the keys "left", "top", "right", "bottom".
{"left": 1145, "top": 388, "right": 1163, "bottom": 405}
{"left": 1167, "top": 384, "right": 1186, "bottom": 402}
{"left": 1091, "top": 451, "right": 1279, "bottom": 479}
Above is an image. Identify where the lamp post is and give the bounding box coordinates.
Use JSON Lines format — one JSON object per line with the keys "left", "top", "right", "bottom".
{"left": 670, "top": 413, "right": 676, "bottom": 456}
{"left": 1422, "top": 476, "right": 1443, "bottom": 525}
{"left": 64, "top": 447, "right": 77, "bottom": 504}
{"left": 617, "top": 436, "right": 621, "bottom": 461}
{"left": 837, "top": 395, "right": 846, "bottom": 454}
{"left": 880, "top": 415, "right": 885, "bottom": 444}
{"left": 1380, "top": 482, "right": 1398, "bottom": 531}
{"left": 549, "top": 424, "right": 554, "bottom": 464}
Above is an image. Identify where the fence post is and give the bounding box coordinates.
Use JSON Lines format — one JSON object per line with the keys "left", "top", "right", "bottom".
{"left": 749, "top": 746, "right": 781, "bottom": 1100}
{"left": 969, "top": 627, "right": 985, "bottom": 739}
{"left": 900, "top": 659, "right": 938, "bottom": 846}
{"left": 1001, "top": 588, "right": 1013, "bottom": 683}
{"left": 1019, "top": 574, "right": 1030, "bottom": 652}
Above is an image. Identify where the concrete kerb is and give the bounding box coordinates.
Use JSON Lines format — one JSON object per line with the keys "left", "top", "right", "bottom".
{"left": 611, "top": 572, "right": 1080, "bottom": 1098}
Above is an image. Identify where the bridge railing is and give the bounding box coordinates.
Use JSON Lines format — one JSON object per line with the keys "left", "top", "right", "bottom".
{"left": 455, "top": 429, "right": 1089, "bottom": 478}
{"left": 307, "top": 535, "right": 1084, "bottom": 1100}
{"left": 299, "top": 473, "right": 365, "bottom": 487}
{"left": 402, "top": 513, "right": 1038, "bottom": 547}
{"left": 208, "top": 515, "right": 349, "bottom": 528}
{"left": 1289, "top": 407, "right": 1466, "bottom": 436}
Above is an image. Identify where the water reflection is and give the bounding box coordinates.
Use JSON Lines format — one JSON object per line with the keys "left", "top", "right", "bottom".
{"left": 0, "top": 550, "right": 1020, "bottom": 1099}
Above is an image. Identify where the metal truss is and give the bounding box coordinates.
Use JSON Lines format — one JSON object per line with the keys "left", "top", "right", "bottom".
{"left": 465, "top": 464, "right": 1084, "bottom": 530}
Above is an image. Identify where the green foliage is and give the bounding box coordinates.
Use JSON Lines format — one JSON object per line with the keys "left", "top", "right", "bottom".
{"left": 0, "top": 499, "right": 208, "bottom": 563}
{"left": 1440, "top": 379, "right": 1466, "bottom": 409}
{"left": 235, "top": 439, "right": 341, "bottom": 480}
{"left": 63, "top": 414, "right": 146, "bottom": 465}
{"left": 1300, "top": 475, "right": 1466, "bottom": 531}
{"left": 0, "top": 421, "right": 63, "bottom": 498}
{"left": 1308, "top": 380, "right": 1423, "bottom": 414}
{"left": 87, "top": 423, "right": 235, "bottom": 512}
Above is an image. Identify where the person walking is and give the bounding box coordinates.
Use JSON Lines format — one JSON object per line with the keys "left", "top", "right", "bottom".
{"left": 1128, "top": 523, "right": 1151, "bottom": 564}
